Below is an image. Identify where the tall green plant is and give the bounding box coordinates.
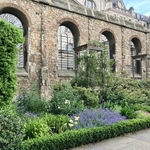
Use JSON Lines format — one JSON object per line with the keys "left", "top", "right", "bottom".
{"left": 74, "top": 41, "right": 114, "bottom": 102}
{"left": 75, "top": 43, "right": 113, "bottom": 88}
{"left": 0, "top": 20, "right": 24, "bottom": 105}
{"left": 49, "top": 83, "right": 85, "bottom": 115}
{"left": 16, "top": 84, "right": 48, "bottom": 114}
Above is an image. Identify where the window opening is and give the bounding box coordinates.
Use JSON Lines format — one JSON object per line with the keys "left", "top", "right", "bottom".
{"left": 130, "top": 40, "right": 141, "bottom": 76}
{"left": 84, "top": 0, "right": 96, "bottom": 9}
{"left": 58, "top": 26, "right": 74, "bottom": 70}
{"left": 100, "top": 33, "right": 116, "bottom": 72}
{"left": 0, "top": 13, "right": 24, "bottom": 68}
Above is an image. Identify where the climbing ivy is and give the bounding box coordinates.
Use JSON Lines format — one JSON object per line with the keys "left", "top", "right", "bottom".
{"left": 0, "top": 20, "right": 24, "bottom": 106}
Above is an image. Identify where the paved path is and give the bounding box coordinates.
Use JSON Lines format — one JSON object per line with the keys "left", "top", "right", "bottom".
{"left": 72, "top": 129, "right": 150, "bottom": 150}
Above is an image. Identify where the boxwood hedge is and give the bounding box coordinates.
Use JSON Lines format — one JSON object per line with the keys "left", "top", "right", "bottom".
{"left": 21, "top": 117, "right": 150, "bottom": 150}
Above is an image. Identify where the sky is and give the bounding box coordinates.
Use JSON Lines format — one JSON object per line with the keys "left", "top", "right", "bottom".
{"left": 123, "top": 0, "right": 150, "bottom": 16}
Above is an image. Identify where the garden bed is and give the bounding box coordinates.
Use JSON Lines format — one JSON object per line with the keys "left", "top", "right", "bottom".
{"left": 21, "top": 117, "right": 150, "bottom": 150}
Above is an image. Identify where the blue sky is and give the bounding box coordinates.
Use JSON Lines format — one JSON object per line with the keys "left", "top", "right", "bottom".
{"left": 123, "top": 0, "right": 150, "bottom": 16}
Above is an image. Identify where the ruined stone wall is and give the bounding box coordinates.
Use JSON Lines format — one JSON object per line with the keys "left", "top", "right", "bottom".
{"left": 0, "top": 0, "right": 149, "bottom": 97}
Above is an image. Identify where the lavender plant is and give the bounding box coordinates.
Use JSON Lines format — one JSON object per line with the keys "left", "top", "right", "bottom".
{"left": 69, "top": 108, "right": 126, "bottom": 129}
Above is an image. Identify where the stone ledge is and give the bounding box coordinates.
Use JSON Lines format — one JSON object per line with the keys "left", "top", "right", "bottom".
{"left": 58, "top": 70, "right": 75, "bottom": 77}
{"left": 70, "top": 3, "right": 86, "bottom": 15}
{"left": 51, "top": 0, "right": 68, "bottom": 10}
{"left": 135, "top": 24, "right": 145, "bottom": 31}
{"left": 93, "top": 10, "right": 107, "bottom": 21}
{"left": 17, "top": 68, "right": 28, "bottom": 77}
{"left": 107, "top": 15, "right": 120, "bottom": 25}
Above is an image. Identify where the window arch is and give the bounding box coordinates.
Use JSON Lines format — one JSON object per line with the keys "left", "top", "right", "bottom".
{"left": 130, "top": 38, "right": 142, "bottom": 77}
{"left": 58, "top": 26, "right": 74, "bottom": 70}
{"left": 0, "top": 7, "right": 29, "bottom": 73}
{"left": 100, "top": 30, "right": 116, "bottom": 72}
{"left": 84, "top": 0, "right": 96, "bottom": 9}
{"left": 57, "top": 21, "right": 80, "bottom": 71}
{"left": 0, "top": 13, "right": 24, "bottom": 68}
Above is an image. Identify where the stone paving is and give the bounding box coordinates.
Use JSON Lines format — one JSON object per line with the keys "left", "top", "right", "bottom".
{"left": 72, "top": 129, "right": 150, "bottom": 150}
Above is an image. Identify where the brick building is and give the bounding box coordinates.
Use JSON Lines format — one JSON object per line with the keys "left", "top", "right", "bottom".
{"left": 0, "top": 0, "right": 150, "bottom": 97}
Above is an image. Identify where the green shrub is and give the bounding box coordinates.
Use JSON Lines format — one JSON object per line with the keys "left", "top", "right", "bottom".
{"left": 134, "top": 104, "right": 150, "bottom": 113}
{"left": 24, "top": 114, "right": 69, "bottom": 139}
{"left": 48, "top": 83, "right": 85, "bottom": 115}
{"left": 102, "top": 86, "right": 125, "bottom": 104}
{"left": 73, "top": 86, "right": 99, "bottom": 108}
{"left": 74, "top": 43, "right": 113, "bottom": 89}
{"left": 24, "top": 117, "right": 50, "bottom": 139}
{"left": 123, "top": 89, "right": 149, "bottom": 105}
{"left": 21, "top": 117, "right": 150, "bottom": 150}
{"left": 0, "top": 107, "right": 25, "bottom": 150}
{"left": 16, "top": 85, "right": 48, "bottom": 114}
{"left": 120, "top": 107, "right": 137, "bottom": 119}
{"left": 0, "top": 20, "right": 24, "bottom": 105}
{"left": 44, "top": 114, "right": 69, "bottom": 134}
{"left": 102, "top": 78, "right": 150, "bottom": 106}
{"left": 136, "top": 111, "right": 148, "bottom": 119}
{"left": 101, "top": 101, "right": 122, "bottom": 113}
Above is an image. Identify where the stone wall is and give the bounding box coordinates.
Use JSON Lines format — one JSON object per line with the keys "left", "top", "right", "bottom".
{"left": 0, "top": 0, "right": 149, "bottom": 97}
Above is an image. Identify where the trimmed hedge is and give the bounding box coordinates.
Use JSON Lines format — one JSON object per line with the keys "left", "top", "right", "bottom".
{"left": 0, "top": 20, "right": 24, "bottom": 105}
{"left": 21, "top": 117, "right": 150, "bottom": 150}
{"left": 0, "top": 108, "right": 25, "bottom": 150}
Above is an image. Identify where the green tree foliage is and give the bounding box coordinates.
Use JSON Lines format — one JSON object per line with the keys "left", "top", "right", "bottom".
{"left": 72, "top": 41, "right": 114, "bottom": 102}
{"left": 0, "top": 107, "right": 25, "bottom": 150}
{"left": 74, "top": 42, "right": 113, "bottom": 88}
{"left": 0, "top": 20, "right": 24, "bottom": 105}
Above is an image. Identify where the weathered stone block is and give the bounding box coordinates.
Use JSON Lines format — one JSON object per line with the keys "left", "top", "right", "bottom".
{"left": 124, "top": 20, "right": 135, "bottom": 29}
{"left": 108, "top": 15, "right": 120, "bottom": 25}
{"left": 93, "top": 11, "right": 107, "bottom": 21}
{"left": 51, "top": 0, "right": 69, "bottom": 10}
{"left": 70, "top": 4, "right": 86, "bottom": 15}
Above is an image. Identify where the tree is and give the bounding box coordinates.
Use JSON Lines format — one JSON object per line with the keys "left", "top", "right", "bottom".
{"left": 0, "top": 20, "right": 24, "bottom": 106}
{"left": 72, "top": 41, "right": 114, "bottom": 102}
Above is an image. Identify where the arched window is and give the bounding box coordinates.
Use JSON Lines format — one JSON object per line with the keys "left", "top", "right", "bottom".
{"left": 0, "top": 10, "right": 29, "bottom": 73}
{"left": 84, "top": 0, "right": 96, "bottom": 9}
{"left": 0, "top": 13, "right": 24, "bottom": 68}
{"left": 130, "top": 38, "right": 142, "bottom": 77}
{"left": 100, "top": 31, "right": 116, "bottom": 72}
{"left": 58, "top": 26, "right": 74, "bottom": 70}
{"left": 65, "top": 43, "right": 73, "bottom": 51}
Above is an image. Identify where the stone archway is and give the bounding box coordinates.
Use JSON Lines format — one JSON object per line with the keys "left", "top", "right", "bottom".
{"left": 130, "top": 37, "right": 142, "bottom": 77}
{"left": 57, "top": 20, "right": 80, "bottom": 74}
{"left": 0, "top": 5, "right": 31, "bottom": 72}
{"left": 100, "top": 29, "right": 116, "bottom": 71}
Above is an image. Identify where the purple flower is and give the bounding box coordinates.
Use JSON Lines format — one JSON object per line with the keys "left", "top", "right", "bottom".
{"left": 70, "top": 108, "right": 126, "bottom": 129}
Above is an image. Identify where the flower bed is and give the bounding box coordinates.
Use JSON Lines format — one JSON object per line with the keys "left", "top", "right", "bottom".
{"left": 21, "top": 117, "right": 150, "bottom": 150}
{"left": 69, "top": 108, "right": 126, "bottom": 129}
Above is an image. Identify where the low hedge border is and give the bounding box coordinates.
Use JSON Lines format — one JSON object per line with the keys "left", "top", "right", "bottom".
{"left": 21, "top": 117, "right": 150, "bottom": 150}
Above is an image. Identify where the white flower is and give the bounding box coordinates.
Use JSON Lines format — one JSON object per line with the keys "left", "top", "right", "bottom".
{"left": 74, "top": 116, "right": 79, "bottom": 121}
{"left": 58, "top": 106, "right": 60, "bottom": 109}
{"left": 69, "top": 123, "right": 73, "bottom": 127}
{"left": 69, "top": 119, "right": 73, "bottom": 123}
{"left": 74, "top": 122, "right": 78, "bottom": 125}
{"left": 65, "top": 100, "right": 70, "bottom": 104}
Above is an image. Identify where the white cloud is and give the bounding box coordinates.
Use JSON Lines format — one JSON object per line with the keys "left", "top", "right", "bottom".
{"left": 123, "top": 0, "right": 150, "bottom": 16}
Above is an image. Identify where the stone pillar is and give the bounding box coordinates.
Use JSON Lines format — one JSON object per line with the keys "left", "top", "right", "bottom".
{"left": 41, "top": 66, "right": 50, "bottom": 98}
